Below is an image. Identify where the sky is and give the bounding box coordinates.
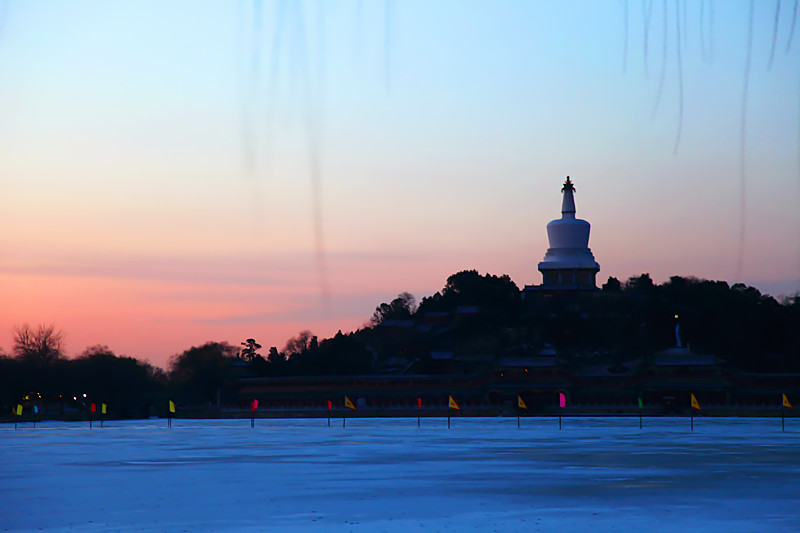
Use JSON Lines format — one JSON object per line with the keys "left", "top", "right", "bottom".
{"left": 1, "top": 1, "right": 798, "bottom": 369}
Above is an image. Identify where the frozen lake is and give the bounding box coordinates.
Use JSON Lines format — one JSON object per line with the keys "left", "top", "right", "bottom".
{"left": 2, "top": 417, "right": 799, "bottom": 532}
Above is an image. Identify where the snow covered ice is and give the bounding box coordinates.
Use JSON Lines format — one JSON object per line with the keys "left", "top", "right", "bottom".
{"left": 2, "top": 417, "right": 799, "bottom": 532}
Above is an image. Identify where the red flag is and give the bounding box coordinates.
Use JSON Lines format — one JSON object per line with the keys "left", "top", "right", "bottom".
{"left": 327, "top": 400, "right": 332, "bottom": 410}
{"left": 417, "top": 397, "right": 422, "bottom": 408}
{"left": 252, "top": 399, "right": 258, "bottom": 411}
{"left": 91, "top": 403, "right": 97, "bottom": 413}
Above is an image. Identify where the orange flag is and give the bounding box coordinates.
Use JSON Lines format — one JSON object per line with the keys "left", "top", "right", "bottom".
{"left": 448, "top": 396, "right": 460, "bottom": 410}
{"left": 691, "top": 393, "right": 701, "bottom": 411}
{"left": 517, "top": 395, "right": 528, "bottom": 410}
{"left": 783, "top": 394, "right": 792, "bottom": 408}
{"left": 344, "top": 396, "right": 356, "bottom": 410}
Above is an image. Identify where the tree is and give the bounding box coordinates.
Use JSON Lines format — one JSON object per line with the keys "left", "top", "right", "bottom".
{"left": 284, "top": 330, "right": 314, "bottom": 356}
{"left": 624, "top": 273, "right": 655, "bottom": 293}
{"left": 71, "top": 345, "right": 164, "bottom": 418}
{"left": 12, "top": 324, "right": 65, "bottom": 365}
{"left": 417, "top": 270, "right": 521, "bottom": 324}
{"left": 240, "top": 338, "right": 262, "bottom": 361}
{"left": 169, "top": 342, "right": 237, "bottom": 406}
{"left": 370, "top": 292, "right": 416, "bottom": 326}
{"left": 602, "top": 276, "right": 622, "bottom": 292}
{"left": 267, "top": 346, "right": 285, "bottom": 364}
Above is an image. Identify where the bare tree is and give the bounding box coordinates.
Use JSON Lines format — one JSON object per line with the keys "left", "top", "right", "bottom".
{"left": 12, "top": 324, "right": 65, "bottom": 365}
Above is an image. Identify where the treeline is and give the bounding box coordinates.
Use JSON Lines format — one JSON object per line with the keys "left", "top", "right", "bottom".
{"left": 3, "top": 272, "right": 799, "bottom": 419}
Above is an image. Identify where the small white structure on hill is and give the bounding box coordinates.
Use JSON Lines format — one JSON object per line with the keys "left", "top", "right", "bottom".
{"left": 533, "top": 176, "right": 600, "bottom": 291}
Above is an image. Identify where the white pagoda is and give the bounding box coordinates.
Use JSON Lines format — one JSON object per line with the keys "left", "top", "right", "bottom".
{"left": 535, "top": 176, "right": 600, "bottom": 290}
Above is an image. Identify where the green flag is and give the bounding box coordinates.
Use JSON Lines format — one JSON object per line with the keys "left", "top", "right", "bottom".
{"left": 638, "top": 397, "right": 643, "bottom": 409}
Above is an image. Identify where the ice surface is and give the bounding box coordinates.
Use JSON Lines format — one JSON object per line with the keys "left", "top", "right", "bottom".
{"left": 1, "top": 417, "right": 799, "bottom": 532}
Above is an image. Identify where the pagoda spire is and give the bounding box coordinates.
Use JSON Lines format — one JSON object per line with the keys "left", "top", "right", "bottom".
{"left": 560, "top": 176, "right": 576, "bottom": 219}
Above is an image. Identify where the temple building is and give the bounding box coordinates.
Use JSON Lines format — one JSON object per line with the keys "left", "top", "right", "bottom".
{"left": 526, "top": 177, "right": 600, "bottom": 292}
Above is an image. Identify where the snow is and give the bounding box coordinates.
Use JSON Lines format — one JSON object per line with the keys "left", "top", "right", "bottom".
{"left": 2, "top": 417, "right": 799, "bottom": 532}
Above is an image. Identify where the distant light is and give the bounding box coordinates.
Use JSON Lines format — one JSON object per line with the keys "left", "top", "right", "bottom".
{"left": 83, "top": 393, "right": 87, "bottom": 398}
{"left": 674, "top": 314, "right": 679, "bottom": 319}
{"left": 73, "top": 396, "right": 77, "bottom": 401}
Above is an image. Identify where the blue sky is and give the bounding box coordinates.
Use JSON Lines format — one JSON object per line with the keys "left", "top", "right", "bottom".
{"left": 1, "top": 1, "right": 798, "bottom": 365}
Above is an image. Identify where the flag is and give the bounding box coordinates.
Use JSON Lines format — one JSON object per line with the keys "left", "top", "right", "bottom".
{"left": 448, "top": 396, "right": 460, "bottom": 410}
{"left": 517, "top": 395, "right": 528, "bottom": 410}
{"left": 638, "top": 397, "right": 643, "bottom": 409}
{"left": 34, "top": 405, "right": 39, "bottom": 414}
{"left": 169, "top": 400, "right": 176, "bottom": 414}
{"left": 691, "top": 393, "right": 701, "bottom": 411}
{"left": 559, "top": 392, "right": 566, "bottom": 408}
{"left": 783, "top": 394, "right": 792, "bottom": 409}
{"left": 327, "top": 400, "right": 332, "bottom": 410}
{"left": 417, "top": 397, "right": 422, "bottom": 408}
{"left": 101, "top": 403, "right": 107, "bottom": 414}
{"left": 252, "top": 399, "right": 259, "bottom": 411}
{"left": 15, "top": 404, "right": 22, "bottom": 416}
{"left": 91, "top": 403, "right": 97, "bottom": 413}
{"left": 344, "top": 396, "right": 356, "bottom": 410}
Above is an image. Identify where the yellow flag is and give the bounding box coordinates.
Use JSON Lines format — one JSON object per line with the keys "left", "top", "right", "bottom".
{"left": 448, "top": 396, "right": 460, "bottom": 410}
{"left": 783, "top": 394, "right": 792, "bottom": 409}
{"left": 101, "top": 403, "right": 107, "bottom": 414}
{"left": 517, "top": 395, "right": 528, "bottom": 410}
{"left": 691, "top": 393, "right": 701, "bottom": 411}
{"left": 169, "top": 400, "right": 176, "bottom": 414}
{"left": 344, "top": 396, "right": 356, "bottom": 410}
{"left": 15, "top": 404, "right": 22, "bottom": 416}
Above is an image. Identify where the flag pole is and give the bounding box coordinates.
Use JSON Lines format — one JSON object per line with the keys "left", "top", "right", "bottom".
{"left": 782, "top": 404, "right": 785, "bottom": 432}
{"left": 638, "top": 397, "right": 643, "bottom": 429}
